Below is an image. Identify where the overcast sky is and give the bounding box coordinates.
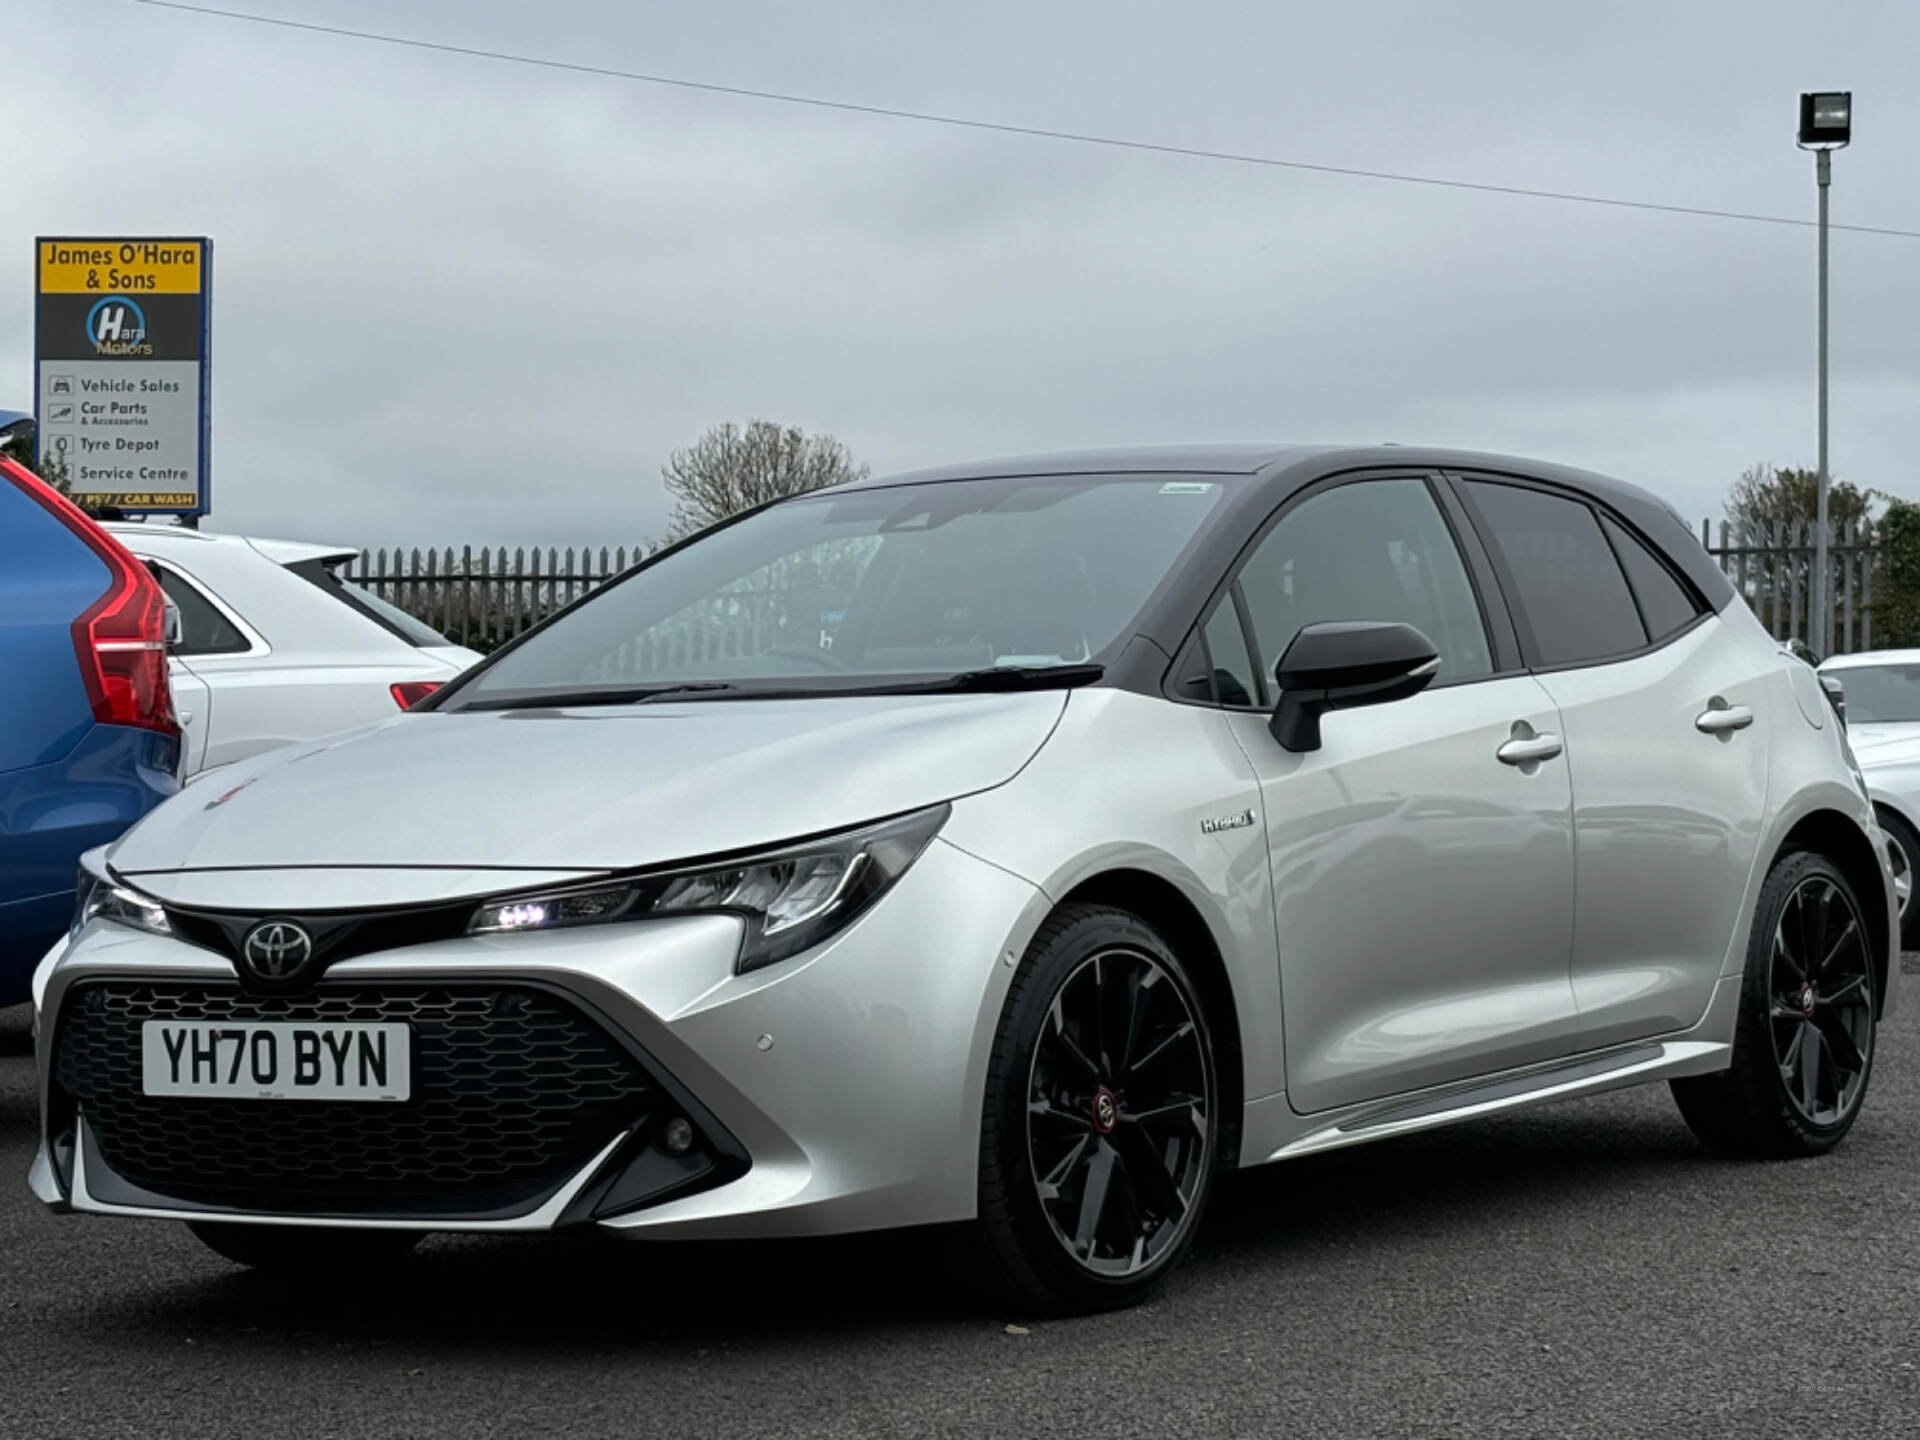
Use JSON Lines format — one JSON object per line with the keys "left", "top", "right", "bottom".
{"left": 6, "top": 1, "right": 1918, "bottom": 548}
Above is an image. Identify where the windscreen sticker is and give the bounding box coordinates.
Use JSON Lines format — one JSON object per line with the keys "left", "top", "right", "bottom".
{"left": 1159, "top": 481, "right": 1216, "bottom": 495}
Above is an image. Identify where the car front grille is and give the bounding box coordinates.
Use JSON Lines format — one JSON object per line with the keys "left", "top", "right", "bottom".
{"left": 52, "top": 981, "right": 657, "bottom": 1217}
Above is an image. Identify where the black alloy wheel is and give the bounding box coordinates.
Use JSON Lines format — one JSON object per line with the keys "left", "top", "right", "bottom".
{"left": 1673, "top": 849, "right": 1879, "bottom": 1158}
{"left": 1767, "top": 872, "right": 1875, "bottom": 1127}
{"left": 1026, "top": 949, "right": 1212, "bottom": 1276}
{"left": 975, "top": 905, "right": 1219, "bottom": 1313}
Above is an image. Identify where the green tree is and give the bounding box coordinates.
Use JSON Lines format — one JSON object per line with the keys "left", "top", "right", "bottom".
{"left": 0, "top": 426, "right": 91, "bottom": 506}
{"left": 662, "top": 420, "right": 867, "bottom": 540}
{"left": 1872, "top": 498, "right": 1920, "bottom": 649}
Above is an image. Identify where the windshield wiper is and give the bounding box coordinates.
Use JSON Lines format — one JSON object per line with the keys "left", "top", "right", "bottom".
{"left": 457, "top": 682, "right": 741, "bottom": 712}
{"left": 892, "top": 663, "right": 1106, "bottom": 694}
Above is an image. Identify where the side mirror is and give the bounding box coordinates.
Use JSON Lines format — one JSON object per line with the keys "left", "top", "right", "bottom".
{"left": 1819, "top": 672, "right": 1847, "bottom": 728}
{"left": 1270, "top": 621, "right": 1440, "bottom": 753}
{"left": 162, "top": 597, "right": 184, "bottom": 649}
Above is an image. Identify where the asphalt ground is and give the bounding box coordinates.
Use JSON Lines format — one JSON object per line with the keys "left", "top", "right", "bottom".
{"left": 3, "top": 966, "right": 1918, "bottom": 1440}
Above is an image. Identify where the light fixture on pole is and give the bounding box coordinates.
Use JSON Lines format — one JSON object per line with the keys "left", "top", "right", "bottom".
{"left": 1798, "top": 90, "right": 1850, "bottom": 657}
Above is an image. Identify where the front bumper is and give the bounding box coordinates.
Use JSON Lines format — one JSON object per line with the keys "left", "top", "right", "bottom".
{"left": 32, "top": 837, "right": 1049, "bottom": 1237}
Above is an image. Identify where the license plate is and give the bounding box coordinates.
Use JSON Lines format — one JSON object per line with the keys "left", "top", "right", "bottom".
{"left": 141, "top": 1021, "right": 411, "bottom": 1102}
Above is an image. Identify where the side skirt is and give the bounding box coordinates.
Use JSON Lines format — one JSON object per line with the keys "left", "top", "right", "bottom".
{"left": 1261, "top": 1038, "right": 1729, "bottom": 1163}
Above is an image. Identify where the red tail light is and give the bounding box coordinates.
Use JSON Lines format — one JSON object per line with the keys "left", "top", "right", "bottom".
{"left": 390, "top": 681, "right": 442, "bottom": 709}
{"left": 1, "top": 458, "right": 178, "bottom": 736}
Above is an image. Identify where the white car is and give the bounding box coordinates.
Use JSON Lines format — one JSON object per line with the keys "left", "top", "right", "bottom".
{"left": 106, "top": 525, "right": 481, "bottom": 776}
{"left": 1819, "top": 648, "right": 1920, "bottom": 944}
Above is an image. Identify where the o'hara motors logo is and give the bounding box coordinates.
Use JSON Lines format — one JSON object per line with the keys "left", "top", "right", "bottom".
{"left": 1200, "top": 808, "right": 1256, "bottom": 835}
{"left": 85, "top": 295, "right": 151, "bottom": 356}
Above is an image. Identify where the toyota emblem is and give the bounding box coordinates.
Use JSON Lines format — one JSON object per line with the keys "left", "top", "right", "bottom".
{"left": 241, "top": 920, "right": 314, "bottom": 983}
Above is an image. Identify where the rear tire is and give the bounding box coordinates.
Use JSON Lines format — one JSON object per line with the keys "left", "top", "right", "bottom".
{"left": 973, "top": 904, "right": 1220, "bottom": 1315}
{"left": 188, "top": 1221, "right": 422, "bottom": 1273}
{"left": 1672, "top": 849, "right": 1878, "bottom": 1158}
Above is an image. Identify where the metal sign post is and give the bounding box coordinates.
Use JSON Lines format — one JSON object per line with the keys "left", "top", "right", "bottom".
{"left": 34, "top": 236, "right": 212, "bottom": 521}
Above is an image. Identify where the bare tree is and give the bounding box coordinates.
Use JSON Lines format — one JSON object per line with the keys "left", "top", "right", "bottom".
{"left": 1725, "top": 462, "right": 1881, "bottom": 634}
{"left": 1726, "top": 462, "right": 1877, "bottom": 537}
{"left": 662, "top": 420, "right": 868, "bottom": 539}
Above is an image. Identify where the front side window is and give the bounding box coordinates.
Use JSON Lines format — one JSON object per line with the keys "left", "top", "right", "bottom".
{"left": 452, "top": 475, "right": 1227, "bottom": 705}
{"left": 1828, "top": 665, "right": 1920, "bottom": 724}
{"left": 1233, "top": 478, "right": 1493, "bottom": 685}
{"left": 1465, "top": 481, "right": 1646, "bottom": 667}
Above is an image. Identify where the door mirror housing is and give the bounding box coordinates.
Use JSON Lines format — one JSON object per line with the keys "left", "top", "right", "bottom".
{"left": 1270, "top": 621, "right": 1440, "bottom": 753}
{"left": 1819, "top": 672, "right": 1847, "bottom": 727}
{"left": 162, "top": 597, "right": 184, "bottom": 650}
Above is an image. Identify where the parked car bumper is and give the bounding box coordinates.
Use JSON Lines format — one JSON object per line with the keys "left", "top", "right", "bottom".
{"left": 31, "top": 837, "right": 1049, "bottom": 1237}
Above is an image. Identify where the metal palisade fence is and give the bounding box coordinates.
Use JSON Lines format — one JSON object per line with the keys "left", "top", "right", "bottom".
{"left": 343, "top": 520, "right": 1885, "bottom": 657}
{"left": 341, "top": 546, "right": 652, "bottom": 653}
{"left": 1700, "top": 517, "right": 1877, "bottom": 654}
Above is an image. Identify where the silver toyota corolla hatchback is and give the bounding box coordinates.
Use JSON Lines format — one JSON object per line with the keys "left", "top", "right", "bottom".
{"left": 32, "top": 446, "right": 1900, "bottom": 1313}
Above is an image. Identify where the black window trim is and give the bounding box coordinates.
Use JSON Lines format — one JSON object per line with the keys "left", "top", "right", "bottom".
{"left": 1162, "top": 467, "right": 1519, "bottom": 713}
{"left": 141, "top": 556, "right": 268, "bottom": 658}
{"left": 1444, "top": 469, "right": 1712, "bottom": 676}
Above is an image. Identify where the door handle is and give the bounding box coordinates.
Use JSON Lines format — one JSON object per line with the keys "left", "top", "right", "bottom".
{"left": 177, "top": 711, "right": 195, "bottom": 726}
{"left": 1695, "top": 701, "right": 1753, "bottom": 735}
{"left": 1497, "top": 732, "right": 1563, "bottom": 766}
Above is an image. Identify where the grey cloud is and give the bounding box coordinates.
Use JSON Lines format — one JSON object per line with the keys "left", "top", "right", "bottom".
{"left": 4, "top": 0, "right": 1917, "bottom": 549}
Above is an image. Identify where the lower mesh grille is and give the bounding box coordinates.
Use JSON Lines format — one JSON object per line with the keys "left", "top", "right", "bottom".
{"left": 53, "top": 982, "right": 656, "bottom": 1216}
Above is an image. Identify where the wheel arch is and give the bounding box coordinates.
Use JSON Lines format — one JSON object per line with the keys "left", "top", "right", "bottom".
{"left": 1055, "top": 868, "right": 1247, "bottom": 1167}
{"left": 1776, "top": 808, "right": 1893, "bottom": 1016}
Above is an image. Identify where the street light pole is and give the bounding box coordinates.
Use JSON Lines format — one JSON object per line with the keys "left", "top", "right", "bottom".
{"left": 1815, "top": 145, "right": 1831, "bottom": 657}
{"left": 1798, "top": 90, "right": 1849, "bottom": 657}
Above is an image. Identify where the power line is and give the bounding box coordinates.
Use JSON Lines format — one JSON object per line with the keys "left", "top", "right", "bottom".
{"left": 131, "top": 0, "right": 1920, "bottom": 242}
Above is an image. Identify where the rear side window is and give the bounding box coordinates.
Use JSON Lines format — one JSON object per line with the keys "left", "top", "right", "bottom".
{"left": 1600, "top": 514, "right": 1701, "bottom": 641}
{"left": 1465, "top": 482, "right": 1645, "bottom": 667}
{"left": 290, "top": 560, "right": 452, "bottom": 647}
{"left": 153, "top": 565, "right": 250, "bottom": 656}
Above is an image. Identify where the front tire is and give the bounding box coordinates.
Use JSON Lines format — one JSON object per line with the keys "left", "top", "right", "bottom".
{"left": 1672, "top": 849, "right": 1878, "bottom": 1158}
{"left": 974, "top": 905, "right": 1219, "bottom": 1314}
{"left": 189, "top": 1222, "right": 422, "bottom": 1273}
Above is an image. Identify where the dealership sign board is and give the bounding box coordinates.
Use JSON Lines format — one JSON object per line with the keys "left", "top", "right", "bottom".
{"left": 35, "top": 237, "right": 211, "bottom": 515}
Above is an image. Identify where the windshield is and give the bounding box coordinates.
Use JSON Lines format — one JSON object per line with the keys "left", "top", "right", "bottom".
{"left": 451, "top": 474, "right": 1226, "bottom": 705}
{"left": 1830, "top": 664, "right": 1920, "bottom": 724}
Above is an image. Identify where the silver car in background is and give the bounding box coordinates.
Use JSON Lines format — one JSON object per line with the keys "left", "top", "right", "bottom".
{"left": 34, "top": 446, "right": 1898, "bottom": 1313}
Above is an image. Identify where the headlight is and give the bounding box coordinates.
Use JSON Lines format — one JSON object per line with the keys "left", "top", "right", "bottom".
{"left": 73, "top": 869, "right": 171, "bottom": 938}
{"left": 468, "top": 804, "right": 949, "bottom": 972}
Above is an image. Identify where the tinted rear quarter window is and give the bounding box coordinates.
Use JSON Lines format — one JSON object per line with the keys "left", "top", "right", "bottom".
{"left": 1465, "top": 481, "right": 1646, "bottom": 667}
{"left": 153, "top": 566, "right": 250, "bottom": 655}
{"left": 1600, "top": 514, "right": 1701, "bottom": 641}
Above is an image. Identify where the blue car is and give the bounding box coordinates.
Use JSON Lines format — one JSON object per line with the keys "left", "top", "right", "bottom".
{"left": 0, "top": 457, "right": 181, "bottom": 1003}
